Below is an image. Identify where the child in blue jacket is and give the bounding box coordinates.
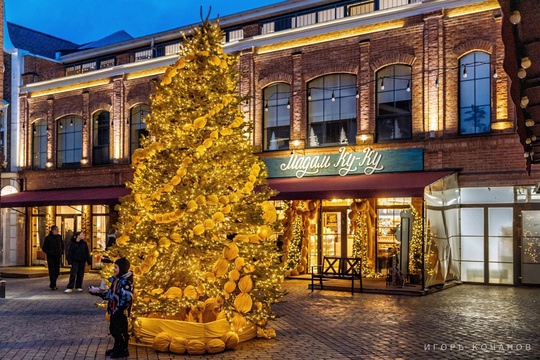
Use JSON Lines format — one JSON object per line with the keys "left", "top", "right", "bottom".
{"left": 90, "top": 257, "right": 133, "bottom": 358}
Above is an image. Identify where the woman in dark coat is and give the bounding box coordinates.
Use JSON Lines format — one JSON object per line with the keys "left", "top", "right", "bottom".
{"left": 65, "top": 231, "right": 92, "bottom": 293}
{"left": 42, "top": 225, "right": 64, "bottom": 290}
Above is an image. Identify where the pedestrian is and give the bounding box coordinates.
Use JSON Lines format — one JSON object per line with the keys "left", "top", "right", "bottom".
{"left": 89, "top": 257, "right": 133, "bottom": 358}
{"left": 106, "top": 228, "right": 117, "bottom": 250}
{"left": 41, "top": 225, "right": 64, "bottom": 290}
{"left": 65, "top": 231, "right": 92, "bottom": 293}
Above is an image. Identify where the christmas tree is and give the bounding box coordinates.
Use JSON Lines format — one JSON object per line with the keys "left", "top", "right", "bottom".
{"left": 108, "top": 15, "right": 284, "bottom": 341}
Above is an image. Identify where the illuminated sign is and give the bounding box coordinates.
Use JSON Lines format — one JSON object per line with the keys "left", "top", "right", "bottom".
{"left": 263, "top": 147, "right": 423, "bottom": 178}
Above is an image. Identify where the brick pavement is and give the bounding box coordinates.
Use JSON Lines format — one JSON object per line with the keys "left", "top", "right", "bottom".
{"left": 0, "top": 273, "right": 539, "bottom": 359}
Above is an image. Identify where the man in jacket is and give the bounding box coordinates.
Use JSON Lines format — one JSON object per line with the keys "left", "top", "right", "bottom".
{"left": 41, "top": 225, "right": 64, "bottom": 290}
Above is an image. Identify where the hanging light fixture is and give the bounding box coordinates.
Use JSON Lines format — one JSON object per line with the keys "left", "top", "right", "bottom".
{"left": 265, "top": 101, "right": 269, "bottom": 111}
{"left": 380, "top": 77, "right": 385, "bottom": 90}
{"left": 521, "top": 96, "right": 529, "bottom": 108}
{"left": 406, "top": 80, "right": 411, "bottom": 92}
{"left": 521, "top": 57, "right": 531, "bottom": 69}
{"left": 493, "top": 67, "right": 498, "bottom": 78}
{"left": 70, "top": 119, "right": 73, "bottom": 126}
{"left": 518, "top": 68, "right": 527, "bottom": 79}
{"left": 331, "top": 90, "right": 335, "bottom": 102}
{"left": 59, "top": 121, "right": 63, "bottom": 129}
{"left": 525, "top": 119, "right": 535, "bottom": 127}
{"left": 462, "top": 65, "right": 468, "bottom": 78}
{"left": 355, "top": 90, "right": 359, "bottom": 99}
{"left": 307, "top": 88, "right": 311, "bottom": 101}
{"left": 435, "top": 77, "right": 439, "bottom": 88}
{"left": 287, "top": 98, "right": 290, "bottom": 109}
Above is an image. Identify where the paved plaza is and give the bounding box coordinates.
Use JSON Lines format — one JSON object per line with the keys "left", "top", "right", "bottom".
{"left": 0, "top": 273, "right": 539, "bottom": 359}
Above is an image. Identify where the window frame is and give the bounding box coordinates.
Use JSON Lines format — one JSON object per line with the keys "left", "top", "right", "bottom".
{"left": 92, "top": 110, "right": 111, "bottom": 165}
{"left": 307, "top": 73, "right": 357, "bottom": 148}
{"left": 129, "top": 104, "right": 150, "bottom": 158}
{"left": 263, "top": 83, "right": 291, "bottom": 151}
{"left": 32, "top": 119, "right": 47, "bottom": 169}
{"left": 375, "top": 64, "right": 412, "bottom": 143}
{"left": 458, "top": 51, "right": 491, "bottom": 135}
{"left": 56, "top": 115, "right": 83, "bottom": 169}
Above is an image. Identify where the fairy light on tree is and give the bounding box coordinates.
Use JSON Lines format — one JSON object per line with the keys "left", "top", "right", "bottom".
{"left": 106, "top": 14, "right": 284, "bottom": 350}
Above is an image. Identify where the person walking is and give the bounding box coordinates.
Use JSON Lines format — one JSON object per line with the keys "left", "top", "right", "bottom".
{"left": 89, "top": 257, "right": 133, "bottom": 358}
{"left": 41, "top": 225, "right": 64, "bottom": 290}
{"left": 65, "top": 231, "right": 92, "bottom": 293}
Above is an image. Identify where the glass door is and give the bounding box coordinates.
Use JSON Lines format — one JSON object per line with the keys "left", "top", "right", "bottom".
{"left": 521, "top": 210, "right": 540, "bottom": 284}
{"left": 322, "top": 212, "right": 341, "bottom": 257}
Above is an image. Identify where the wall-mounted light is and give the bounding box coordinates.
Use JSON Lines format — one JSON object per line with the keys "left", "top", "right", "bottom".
{"left": 510, "top": 10, "right": 521, "bottom": 25}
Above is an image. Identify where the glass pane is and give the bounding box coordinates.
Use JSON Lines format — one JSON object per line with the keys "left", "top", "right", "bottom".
{"left": 461, "top": 187, "right": 514, "bottom": 204}
{"left": 476, "top": 78, "right": 491, "bottom": 105}
{"left": 460, "top": 82, "right": 474, "bottom": 108}
{"left": 488, "top": 208, "right": 513, "bottom": 236}
{"left": 322, "top": 212, "right": 341, "bottom": 257}
{"left": 461, "top": 208, "right": 484, "bottom": 235}
{"left": 461, "top": 237, "right": 484, "bottom": 261}
{"left": 489, "top": 236, "right": 513, "bottom": 262}
{"left": 489, "top": 262, "right": 513, "bottom": 284}
{"left": 445, "top": 208, "right": 460, "bottom": 238}
{"left": 461, "top": 261, "right": 484, "bottom": 282}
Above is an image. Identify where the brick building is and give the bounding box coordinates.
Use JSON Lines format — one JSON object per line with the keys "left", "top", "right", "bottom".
{"left": 1, "top": 0, "right": 539, "bottom": 288}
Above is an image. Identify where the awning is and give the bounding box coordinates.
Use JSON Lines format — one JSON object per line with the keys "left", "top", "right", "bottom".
{"left": 266, "top": 170, "right": 455, "bottom": 200}
{"left": 0, "top": 186, "right": 131, "bottom": 208}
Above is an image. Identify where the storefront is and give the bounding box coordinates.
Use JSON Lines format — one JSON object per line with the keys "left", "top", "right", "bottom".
{"left": 264, "top": 146, "right": 540, "bottom": 287}
{"left": 0, "top": 186, "right": 128, "bottom": 268}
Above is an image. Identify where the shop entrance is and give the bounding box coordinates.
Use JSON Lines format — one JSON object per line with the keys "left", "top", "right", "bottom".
{"left": 521, "top": 210, "right": 540, "bottom": 284}
{"left": 321, "top": 209, "right": 352, "bottom": 258}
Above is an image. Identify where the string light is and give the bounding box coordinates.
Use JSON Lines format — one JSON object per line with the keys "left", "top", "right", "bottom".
{"left": 307, "top": 88, "right": 311, "bottom": 100}
{"left": 521, "top": 96, "right": 529, "bottom": 108}
{"left": 435, "top": 77, "right": 439, "bottom": 88}
{"left": 517, "top": 68, "right": 527, "bottom": 79}
{"left": 265, "top": 101, "right": 269, "bottom": 111}
{"left": 355, "top": 90, "right": 359, "bottom": 98}
{"left": 510, "top": 10, "right": 521, "bottom": 25}
{"left": 493, "top": 67, "right": 498, "bottom": 78}
{"left": 406, "top": 80, "right": 411, "bottom": 92}
{"left": 521, "top": 57, "right": 531, "bottom": 69}
{"left": 380, "top": 77, "right": 385, "bottom": 90}
{"left": 462, "top": 65, "right": 467, "bottom": 78}
{"left": 70, "top": 119, "right": 73, "bottom": 126}
{"left": 59, "top": 121, "right": 63, "bottom": 129}
{"left": 286, "top": 98, "right": 290, "bottom": 109}
{"left": 331, "top": 90, "right": 335, "bottom": 102}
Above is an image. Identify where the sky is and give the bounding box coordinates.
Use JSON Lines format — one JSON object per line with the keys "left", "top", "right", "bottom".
{"left": 5, "top": 0, "right": 283, "bottom": 45}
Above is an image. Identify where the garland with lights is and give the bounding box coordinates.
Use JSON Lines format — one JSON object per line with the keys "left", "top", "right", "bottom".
{"left": 105, "top": 16, "right": 284, "bottom": 355}
{"left": 407, "top": 207, "right": 423, "bottom": 275}
{"left": 348, "top": 200, "right": 378, "bottom": 277}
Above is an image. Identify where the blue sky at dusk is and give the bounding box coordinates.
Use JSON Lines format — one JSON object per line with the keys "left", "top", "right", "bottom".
{"left": 5, "top": 0, "right": 283, "bottom": 45}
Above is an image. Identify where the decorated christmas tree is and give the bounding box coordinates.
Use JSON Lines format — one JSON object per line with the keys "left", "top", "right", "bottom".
{"left": 107, "top": 15, "right": 284, "bottom": 351}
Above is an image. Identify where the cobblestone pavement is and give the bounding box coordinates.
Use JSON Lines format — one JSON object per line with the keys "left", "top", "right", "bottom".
{"left": 1, "top": 273, "right": 539, "bottom": 359}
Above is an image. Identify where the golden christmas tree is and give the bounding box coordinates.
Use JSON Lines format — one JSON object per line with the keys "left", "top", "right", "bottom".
{"left": 108, "top": 15, "right": 284, "bottom": 345}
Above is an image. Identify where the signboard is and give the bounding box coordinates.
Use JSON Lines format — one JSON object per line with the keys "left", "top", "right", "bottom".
{"left": 263, "top": 147, "right": 423, "bottom": 179}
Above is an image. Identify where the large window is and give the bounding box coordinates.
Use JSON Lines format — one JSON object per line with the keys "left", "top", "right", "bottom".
{"left": 130, "top": 104, "right": 150, "bottom": 157}
{"left": 459, "top": 52, "right": 491, "bottom": 135}
{"left": 263, "top": 83, "right": 290, "bottom": 151}
{"left": 32, "top": 119, "right": 47, "bottom": 169}
{"left": 307, "top": 74, "right": 357, "bottom": 147}
{"left": 56, "top": 116, "right": 82, "bottom": 168}
{"left": 376, "top": 64, "right": 412, "bottom": 142}
{"left": 92, "top": 111, "right": 110, "bottom": 165}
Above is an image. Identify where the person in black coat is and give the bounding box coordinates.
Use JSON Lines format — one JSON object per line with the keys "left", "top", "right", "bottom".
{"left": 41, "top": 225, "right": 64, "bottom": 290}
{"left": 65, "top": 231, "right": 92, "bottom": 293}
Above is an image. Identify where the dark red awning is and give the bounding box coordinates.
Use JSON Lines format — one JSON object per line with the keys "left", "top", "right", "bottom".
{"left": 267, "top": 171, "right": 455, "bottom": 200}
{"left": 0, "top": 186, "right": 131, "bottom": 208}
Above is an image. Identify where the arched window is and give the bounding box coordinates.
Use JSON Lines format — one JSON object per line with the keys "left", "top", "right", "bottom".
{"left": 56, "top": 115, "right": 83, "bottom": 168}
{"left": 376, "top": 64, "right": 412, "bottom": 142}
{"left": 307, "top": 74, "right": 356, "bottom": 147}
{"left": 263, "top": 83, "right": 290, "bottom": 151}
{"left": 129, "top": 104, "right": 150, "bottom": 157}
{"left": 32, "top": 119, "right": 47, "bottom": 169}
{"left": 92, "top": 110, "right": 110, "bottom": 165}
{"left": 459, "top": 52, "right": 491, "bottom": 135}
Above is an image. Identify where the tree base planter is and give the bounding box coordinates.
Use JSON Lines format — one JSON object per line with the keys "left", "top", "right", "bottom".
{"left": 132, "top": 317, "right": 257, "bottom": 355}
